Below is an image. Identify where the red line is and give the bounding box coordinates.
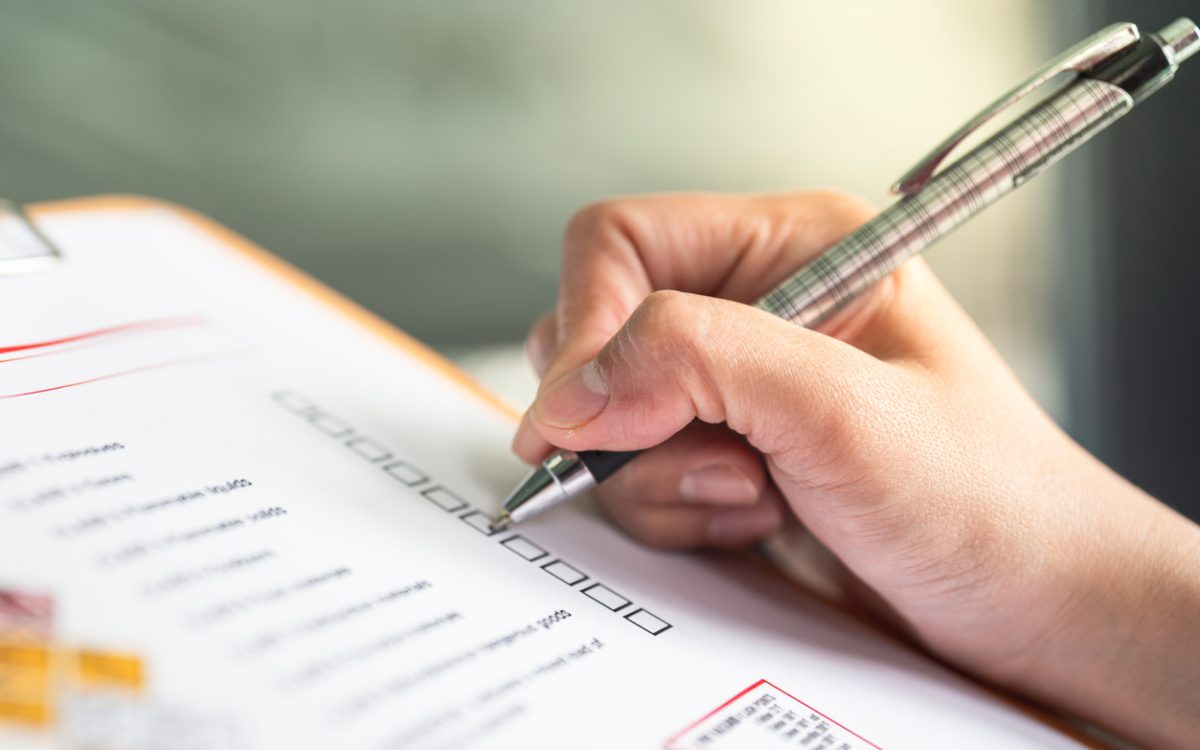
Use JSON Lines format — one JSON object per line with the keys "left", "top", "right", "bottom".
{"left": 0, "top": 349, "right": 245, "bottom": 400}
{"left": 663, "top": 679, "right": 767, "bottom": 748}
{"left": 0, "top": 315, "right": 206, "bottom": 355}
{"left": 0, "top": 339, "right": 107, "bottom": 364}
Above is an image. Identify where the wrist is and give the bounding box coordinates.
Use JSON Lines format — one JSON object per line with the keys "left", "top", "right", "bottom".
{"left": 1000, "top": 463, "right": 1200, "bottom": 749}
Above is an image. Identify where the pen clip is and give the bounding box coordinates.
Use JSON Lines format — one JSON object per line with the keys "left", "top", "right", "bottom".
{"left": 892, "top": 22, "right": 1141, "bottom": 195}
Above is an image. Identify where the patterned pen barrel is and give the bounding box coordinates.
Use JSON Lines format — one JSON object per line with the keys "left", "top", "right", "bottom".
{"left": 757, "top": 18, "right": 1198, "bottom": 328}
{"left": 756, "top": 78, "right": 1131, "bottom": 327}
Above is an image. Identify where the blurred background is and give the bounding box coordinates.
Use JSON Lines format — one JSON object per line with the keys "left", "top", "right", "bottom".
{"left": 1, "top": 1, "right": 1196, "bottom": 519}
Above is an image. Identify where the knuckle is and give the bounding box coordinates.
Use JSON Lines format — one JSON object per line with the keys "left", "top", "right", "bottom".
{"left": 525, "top": 314, "right": 558, "bottom": 376}
{"left": 526, "top": 311, "right": 555, "bottom": 344}
{"left": 611, "top": 290, "right": 704, "bottom": 374}
{"left": 611, "top": 291, "right": 728, "bottom": 424}
{"left": 564, "top": 200, "right": 635, "bottom": 245}
{"left": 809, "top": 190, "right": 877, "bottom": 229}
{"left": 631, "top": 290, "right": 703, "bottom": 341}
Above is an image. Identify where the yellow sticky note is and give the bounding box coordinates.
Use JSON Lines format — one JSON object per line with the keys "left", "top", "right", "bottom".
{"left": 72, "top": 649, "right": 145, "bottom": 691}
{"left": 0, "top": 640, "right": 53, "bottom": 726}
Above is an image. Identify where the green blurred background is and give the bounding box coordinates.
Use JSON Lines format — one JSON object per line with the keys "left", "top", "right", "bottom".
{"left": 2, "top": 1, "right": 1197, "bottom": 517}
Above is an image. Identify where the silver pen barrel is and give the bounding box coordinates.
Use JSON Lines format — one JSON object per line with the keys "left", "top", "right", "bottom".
{"left": 492, "top": 450, "right": 595, "bottom": 530}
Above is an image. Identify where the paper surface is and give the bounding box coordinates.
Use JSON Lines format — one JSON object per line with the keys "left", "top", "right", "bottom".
{"left": 0, "top": 199, "right": 1087, "bottom": 749}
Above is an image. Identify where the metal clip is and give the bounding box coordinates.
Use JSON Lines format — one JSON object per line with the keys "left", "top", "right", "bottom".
{"left": 0, "top": 199, "right": 63, "bottom": 274}
{"left": 892, "top": 22, "right": 1142, "bottom": 195}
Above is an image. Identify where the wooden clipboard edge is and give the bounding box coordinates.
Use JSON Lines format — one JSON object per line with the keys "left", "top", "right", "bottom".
{"left": 24, "top": 194, "right": 1115, "bottom": 750}
{"left": 26, "top": 194, "right": 523, "bottom": 425}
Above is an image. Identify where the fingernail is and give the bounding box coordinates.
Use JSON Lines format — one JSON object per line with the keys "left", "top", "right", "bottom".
{"left": 707, "top": 504, "right": 781, "bottom": 546}
{"left": 679, "top": 465, "right": 759, "bottom": 505}
{"left": 533, "top": 360, "right": 609, "bottom": 428}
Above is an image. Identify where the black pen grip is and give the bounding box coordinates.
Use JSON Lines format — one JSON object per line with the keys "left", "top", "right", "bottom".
{"left": 576, "top": 449, "right": 640, "bottom": 483}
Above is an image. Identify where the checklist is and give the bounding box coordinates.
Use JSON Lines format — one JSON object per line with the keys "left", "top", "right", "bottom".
{"left": 0, "top": 198, "right": 1096, "bottom": 750}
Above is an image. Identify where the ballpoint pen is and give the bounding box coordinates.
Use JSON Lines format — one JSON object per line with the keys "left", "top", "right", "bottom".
{"left": 491, "top": 17, "right": 1200, "bottom": 532}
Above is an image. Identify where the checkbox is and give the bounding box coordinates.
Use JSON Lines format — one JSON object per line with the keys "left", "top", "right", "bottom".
{"left": 542, "top": 559, "right": 587, "bottom": 586}
{"left": 272, "top": 390, "right": 317, "bottom": 414}
{"left": 459, "top": 510, "right": 499, "bottom": 536}
{"left": 308, "top": 411, "right": 353, "bottom": 437}
{"left": 581, "top": 583, "right": 631, "bottom": 612}
{"left": 624, "top": 608, "right": 671, "bottom": 635}
{"left": 422, "top": 485, "right": 468, "bottom": 513}
{"left": 345, "top": 436, "right": 391, "bottom": 463}
{"left": 383, "top": 461, "right": 428, "bottom": 487}
{"left": 500, "top": 535, "right": 548, "bottom": 562}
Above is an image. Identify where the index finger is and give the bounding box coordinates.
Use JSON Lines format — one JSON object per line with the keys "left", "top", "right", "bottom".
{"left": 544, "top": 191, "right": 878, "bottom": 385}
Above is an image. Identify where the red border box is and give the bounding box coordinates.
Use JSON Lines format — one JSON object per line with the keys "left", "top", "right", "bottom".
{"left": 664, "top": 678, "right": 881, "bottom": 750}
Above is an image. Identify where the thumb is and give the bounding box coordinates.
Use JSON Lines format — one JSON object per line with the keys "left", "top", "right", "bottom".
{"left": 522, "top": 290, "right": 904, "bottom": 477}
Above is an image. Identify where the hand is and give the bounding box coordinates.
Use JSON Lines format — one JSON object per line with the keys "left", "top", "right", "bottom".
{"left": 513, "top": 192, "right": 1200, "bottom": 750}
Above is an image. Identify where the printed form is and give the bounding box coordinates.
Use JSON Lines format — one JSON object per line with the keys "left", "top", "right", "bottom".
{"left": 0, "top": 200, "right": 1090, "bottom": 749}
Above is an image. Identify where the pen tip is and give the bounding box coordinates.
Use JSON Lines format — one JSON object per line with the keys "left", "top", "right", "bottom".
{"left": 489, "top": 512, "right": 512, "bottom": 533}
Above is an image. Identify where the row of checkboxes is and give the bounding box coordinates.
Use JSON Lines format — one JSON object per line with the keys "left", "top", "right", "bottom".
{"left": 457, "top": 511, "right": 671, "bottom": 635}
{"left": 272, "top": 390, "right": 673, "bottom": 636}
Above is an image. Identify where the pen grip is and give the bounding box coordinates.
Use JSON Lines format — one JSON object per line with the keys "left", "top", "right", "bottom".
{"left": 576, "top": 449, "right": 640, "bottom": 483}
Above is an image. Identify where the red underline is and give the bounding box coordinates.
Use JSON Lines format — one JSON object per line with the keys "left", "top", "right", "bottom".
{"left": 0, "top": 349, "right": 244, "bottom": 400}
{"left": 0, "top": 314, "right": 206, "bottom": 355}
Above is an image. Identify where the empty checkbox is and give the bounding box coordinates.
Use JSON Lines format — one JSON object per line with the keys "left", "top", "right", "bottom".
{"left": 272, "top": 391, "right": 317, "bottom": 414}
{"left": 422, "top": 485, "right": 468, "bottom": 513}
{"left": 581, "top": 583, "right": 631, "bottom": 612}
{"left": 346, "top": 436, "right": 391, "bottom": 463}
{"left": 624, "top": 608, "right": 671, "bottom": 635}
{"left": 500, "top": 535, "right": 548, "bottom": 562}
{"left": 542, "top": 560, "right": 587, "bottom": 586}
{"left": 459, "top": 510, "right": 499, "bottom": 535}
{"left": 383, "top": 461, "right": 428, "bottom": 487}
{"left": 308, "top": 412, "right": 353, "bottom": 437}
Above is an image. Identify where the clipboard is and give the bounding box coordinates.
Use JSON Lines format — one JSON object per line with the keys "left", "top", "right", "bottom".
{"left": 3, "top": 195, "right": 516, "bottom": 421}
{"left": 0, "top": 195, "right": 1114, "bottom": 750}
{"left": 0, "top": 199, "right": 64, "bottom": 275}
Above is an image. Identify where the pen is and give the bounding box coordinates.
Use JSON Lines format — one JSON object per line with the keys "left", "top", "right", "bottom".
{"left": 492, "top": 18, "right": 1199, "bottom": 532}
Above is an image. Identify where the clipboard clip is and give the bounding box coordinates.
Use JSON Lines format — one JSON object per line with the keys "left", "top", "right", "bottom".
{"left": 892, "top": 22, "right": 1142, "bottom": 196}
{"left": 0, "top": 199, "right": 64, "bottom": 275}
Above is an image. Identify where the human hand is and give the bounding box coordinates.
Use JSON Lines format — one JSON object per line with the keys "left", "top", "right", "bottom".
{"left": 513, "top": 192, "right": 1200, "bottom": 750}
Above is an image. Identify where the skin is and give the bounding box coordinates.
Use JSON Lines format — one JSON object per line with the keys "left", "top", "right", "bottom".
{"left": 512, "top": 192, "right": 1200, "bottom": 750}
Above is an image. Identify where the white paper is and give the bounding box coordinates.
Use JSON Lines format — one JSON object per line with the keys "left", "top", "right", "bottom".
{"left": 0, "top": 202, "right": 1087, "bottom": 749}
